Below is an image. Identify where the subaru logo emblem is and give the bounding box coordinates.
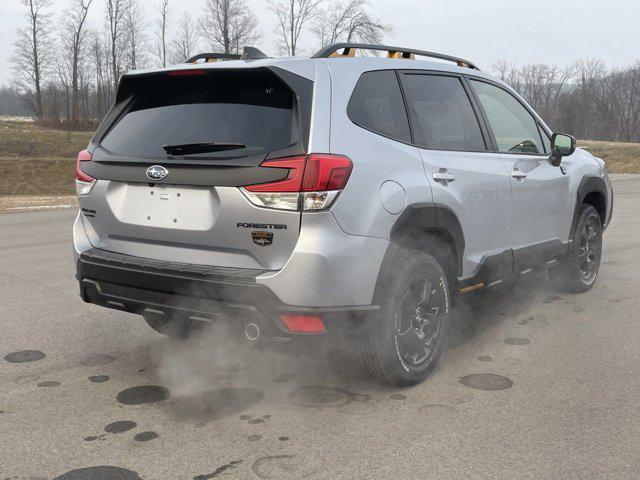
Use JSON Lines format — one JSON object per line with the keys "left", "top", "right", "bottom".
{"left": 146, "top": 165, "right": 168, "bottom": 181}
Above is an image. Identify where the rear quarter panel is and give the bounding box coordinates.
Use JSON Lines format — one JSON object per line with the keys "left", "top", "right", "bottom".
{"left": 323, "top": 60, "right": 431, "bottom": 239}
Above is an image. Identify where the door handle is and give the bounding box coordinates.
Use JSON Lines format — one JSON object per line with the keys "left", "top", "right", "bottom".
{"left": 432, "top": 171, "right": 456, "bottom": 184}
{"left": 510, "top": 170, "right": 527, "bottom": 180}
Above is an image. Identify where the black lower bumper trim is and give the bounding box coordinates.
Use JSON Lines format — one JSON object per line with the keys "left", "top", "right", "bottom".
{"left": 77, "top": 248, "right": 378, "bottom": 338}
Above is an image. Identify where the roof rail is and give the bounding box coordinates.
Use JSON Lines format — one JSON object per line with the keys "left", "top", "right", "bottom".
{"left": 186, "top": 52, "right": 241, "bottom": 63}
{"left": 311, "top": 43, "right": 480, "bottom": 70}
{"left": 185, "top": 47, "right": 269, "bottom": 64}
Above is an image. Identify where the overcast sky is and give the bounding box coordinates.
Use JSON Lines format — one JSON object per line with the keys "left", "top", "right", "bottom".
{"left": 1, "top": 0, "right": 639, "bottom": 86}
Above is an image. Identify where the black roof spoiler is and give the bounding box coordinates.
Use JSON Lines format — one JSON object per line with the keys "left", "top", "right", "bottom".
{"left": 311, "top": 43, "right": 480, "bottom": 70}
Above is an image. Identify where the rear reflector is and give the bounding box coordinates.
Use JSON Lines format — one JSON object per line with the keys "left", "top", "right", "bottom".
{"left": 279, "top": 314, "right": 327, "bottom": 334}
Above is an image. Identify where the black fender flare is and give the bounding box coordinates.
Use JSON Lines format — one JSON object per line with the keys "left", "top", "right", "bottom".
{"left": 570, "top": 175, "right": 608, "bottom": 243}
{"left": 375, "top": 203, "right": 465, "bottom": 297}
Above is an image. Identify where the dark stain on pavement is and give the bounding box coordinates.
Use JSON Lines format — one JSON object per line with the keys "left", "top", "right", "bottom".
{"left": 459, "top": 373, "right": 513, "bottom": 391}
{"left": 104, "top": 421, "right": 137, "bottom": 434}
{"left": 80, "top": 354, "right": 116, "bottom": 366}
{"left": 133, "top": 431, "right": 158, "bottom": 442}
{"left": 4, "top": 350, "right": 45, "bottom": 364}
{"left": 504, "top": 337, "right": 530, "bottom": 345}
{"left": 89, "top": 375, "right": 110, "bottom": 383}
{"left": 289, "top": 385, "right": 371, "bottom": 408}
{"left": 248, "top": 434, "right": 262, "bottom": 441}
{"left": 116, "top": 385, "right": 170, "bottom": 405}
{"left": 390, "top": 393, "right": 406, "bottom": 400}
{"left": 52, "top": 466, "right": 142, "bottom": 479}
{"left": 278, "top": 436, "right": 290, "bottom": 441}
{"left": 248, "top": 418, "right": 264, "bottom": 424}
{"left": 193, "top": 460, "right": 242, "bottom": 479}
{"left": 478, "top": 355, "right": 493, "bottom": 362}
{"left": 37, "top": 381, "right": 61, "bottom": 387}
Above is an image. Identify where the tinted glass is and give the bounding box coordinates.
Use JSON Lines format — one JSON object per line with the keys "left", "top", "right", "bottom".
{"left": 101, "top": 69, "right": 298, "bottom": 158}
{"left": 401, "top": 74, "right": 485, "bottom": 151}
{"left": 347, "top": 70, "right": 411, "bottom": 143}
{"left": 470, "top": 80, "right": 544, "bottom": 154}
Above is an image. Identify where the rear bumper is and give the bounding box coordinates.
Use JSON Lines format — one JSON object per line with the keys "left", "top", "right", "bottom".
{"left": 76, "top": 247, "right": 378, "bottom": 339}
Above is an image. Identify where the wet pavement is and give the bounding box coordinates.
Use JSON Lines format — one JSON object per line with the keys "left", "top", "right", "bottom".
{"left": 1, "top": 175, "right": 639, "bottom": 479}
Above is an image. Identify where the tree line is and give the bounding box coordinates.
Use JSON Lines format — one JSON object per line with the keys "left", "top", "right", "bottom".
{"left": 495, "top": 60, "right": 640, "bottom": 143}
{"left": 7, "top": 0, "right": 640, "bottom": 143}
{"left": 9, "top": 0, "right": 389, "bottom": 128}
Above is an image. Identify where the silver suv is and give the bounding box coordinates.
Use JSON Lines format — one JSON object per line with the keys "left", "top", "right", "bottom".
{"left": 73, "top": 43, "right": 613, "bottom": 386}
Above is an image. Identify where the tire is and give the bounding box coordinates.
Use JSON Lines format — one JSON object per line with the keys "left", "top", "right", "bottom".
{"left": 355, "top": 248, "right": 451, "bottom": 386}
{"left": 549, "top": 204, "right": 602, "bottom": 293}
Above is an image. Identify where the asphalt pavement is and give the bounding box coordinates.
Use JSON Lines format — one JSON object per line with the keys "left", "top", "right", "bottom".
{"left": 1, "top": 175, "right": 639, "bottom": 479}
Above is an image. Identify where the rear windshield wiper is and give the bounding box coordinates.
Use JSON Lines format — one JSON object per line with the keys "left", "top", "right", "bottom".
{"left": 162, "top": 142, "right": 246, "bottom": 155}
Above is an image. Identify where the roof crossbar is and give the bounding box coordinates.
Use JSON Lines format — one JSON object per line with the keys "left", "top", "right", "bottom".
{"left": 312, "top": 43, "right": 480, "bottom": 70}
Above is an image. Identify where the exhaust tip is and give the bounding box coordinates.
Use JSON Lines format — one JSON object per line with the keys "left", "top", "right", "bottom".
{"left": 244, "top": 322, "right": 260, "bottom": 341}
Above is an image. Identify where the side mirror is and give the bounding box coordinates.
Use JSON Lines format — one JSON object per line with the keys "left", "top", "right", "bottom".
{"left": 550, "top": 133, "right": 576, "bottom": 167}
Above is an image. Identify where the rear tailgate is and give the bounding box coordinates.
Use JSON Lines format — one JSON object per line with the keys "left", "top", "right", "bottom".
{"left": 77, "top": 66, "right": 313, "bottom": 270}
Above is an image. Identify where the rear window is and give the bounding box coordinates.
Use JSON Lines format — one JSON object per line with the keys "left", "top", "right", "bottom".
{"left": 100, "top": 69, "right": 298, "bottom": 158}
{"left": 347, "top": 70, "right": 411, "bottom": 143}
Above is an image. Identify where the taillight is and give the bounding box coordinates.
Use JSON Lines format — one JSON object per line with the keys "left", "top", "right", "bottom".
{"left": 75, "top": 149, "right": 95, "bottom": 196}
{"left": 241, "top": 154, "right": 352, "bottom": 211}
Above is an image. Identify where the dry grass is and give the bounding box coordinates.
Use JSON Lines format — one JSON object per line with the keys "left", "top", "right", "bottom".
{"left": 578, "top": 140, "right": 640, "bottom": 174}
{"left": 0, "top": 120, "right": 92, "bottom": 158}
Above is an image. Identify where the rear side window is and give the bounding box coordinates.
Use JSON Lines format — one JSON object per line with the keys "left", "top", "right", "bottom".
{"left": 347, "top": 70, "right": 411, "bottom": 143}
{"left": 470, "top": 79, "right": 544, "bottom": 154}
{"left": 401, "top": 74, "right": 486, "bottom": 151}
{"left": 100, "top": 69, "right": 298, "bottom": 158}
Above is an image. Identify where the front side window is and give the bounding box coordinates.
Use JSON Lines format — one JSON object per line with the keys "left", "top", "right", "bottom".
{"left": 401, "top": 74, "right": 486, "bottom": 151}
{"left": 347, "top": 70, "right": 411, "bottom": 143}
{"left": 470, "top": 79, "right": 544, "bottom": 154}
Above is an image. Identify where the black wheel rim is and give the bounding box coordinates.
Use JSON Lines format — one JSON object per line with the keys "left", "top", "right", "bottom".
{"left": 395, "top": 273, "right": 447, "bottom": 368}
{"left": 579, "top": 215, "right": 600, "bottom": 283}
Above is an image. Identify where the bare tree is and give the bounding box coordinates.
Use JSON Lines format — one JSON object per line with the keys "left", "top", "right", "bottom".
{"left": 171, "top": 12, "right": 199, "bottom": 64}
{"left": 90, "top": 30, "right": 112, "bottom": 119}
{"left": 105, "top": 0, "right": 129, "bottom": 92}
{"left": 312, "top": 0, "right": 389, "bottom": 48}
{"left": 270, "top": 0, "right": 322, "bottom": 56}
{"left": 154, "top": 0, "right": 170, "bottom": 67}
{"left": 57, "top": 0, "right": 94, "bottom": 125}
{"left": 124, "top": 0, "right": 147, "bottom": 70}
{"left": 200, "top": 0, "right": 260, "bottom": 54}
{"left": 11, "top": 0, "right": 54, "bottom": 118}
